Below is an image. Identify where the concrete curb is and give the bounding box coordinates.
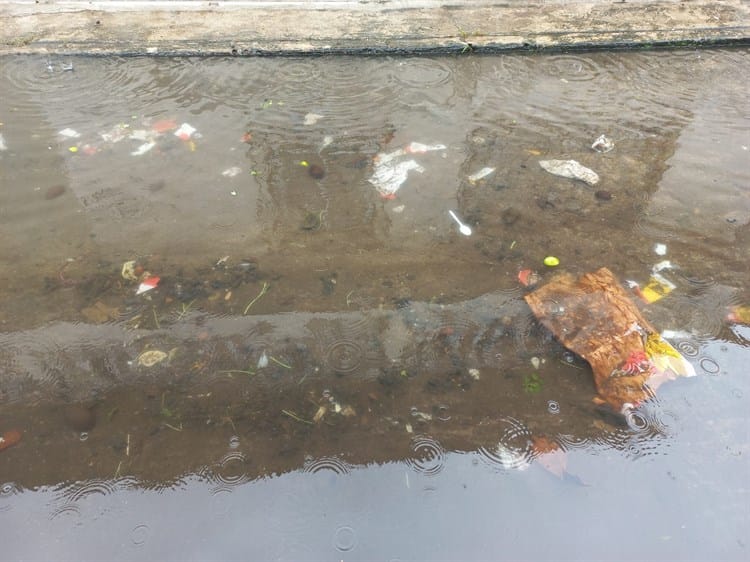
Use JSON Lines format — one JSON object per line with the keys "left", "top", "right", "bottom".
{"left": 1, "top": 1, "right": 749, "bottom": 56}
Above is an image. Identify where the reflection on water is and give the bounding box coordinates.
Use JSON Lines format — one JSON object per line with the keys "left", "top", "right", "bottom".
{"left": 0, "top": 50, "right": 748, "bottom": 561}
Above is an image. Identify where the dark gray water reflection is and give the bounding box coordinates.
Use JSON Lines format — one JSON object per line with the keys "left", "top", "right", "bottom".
{"left": 0, "top": 50, "right": 748, "bottom": 560}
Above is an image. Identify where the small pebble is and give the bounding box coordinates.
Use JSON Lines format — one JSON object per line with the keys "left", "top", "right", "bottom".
{"left": 64, "top": 404, "right": 96, "bottom": 432}
{"left": 595, "top": 190, "right": 613, "bottom": 201}
{"left": 308, "top": 164, "right": 325, "bottom": 180}
{"left": 45, "top": 185, "right": 66, "bottom": 199}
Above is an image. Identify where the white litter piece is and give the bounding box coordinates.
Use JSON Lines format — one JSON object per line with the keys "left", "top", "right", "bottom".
{"left": 131, "top": 142, "right": 156, "bottom": 156}
{"left": 129, "top": 129, "right": 152, "bottom": 142}
{"left": 591, "top": 134, "right": 615, "bottom": 153}
{"left": 257, "top": 351, "right": 269, "bottom": 369}
{"left": 539, "top": 159, "right": 599, "bottom": 186}
{"left": 222, "top": 166, "right": 242, "bottom": 178}
{"left": 174, "top": 123, "right": 197, "bottom": 140}
{"left": 136, "top": 276, "right": 160, "bottom": 295}
{"left": 303, "top": 113, "right": 324, "bottom": 125}
{"left": 468, "top": 166, "right": 495, "bottom": 183}
{"left": 654, "top": 243, "right": 667, "bottom": 256}
{"left": 0, "top": 133, "right": 7, "bottom": 151}
{"left": 319, "top": 135, "right": 333, "bottom": 151}
{"left": 392, "top": 204, "right": 406, "bottom": 213}
{"left": 370, "top": 160, "right": 424, "bottom": 198}
{"left": 58, "top": 128, "right": 81, "bottom": 139}
{"left": 100, "top": 123, "right": 129, "bottom": 143}
{"left": 405, "top": 142, "right": 446, "bottom": 154}
{"left": 369, "top": 142, "right": 446, "bottom": 198}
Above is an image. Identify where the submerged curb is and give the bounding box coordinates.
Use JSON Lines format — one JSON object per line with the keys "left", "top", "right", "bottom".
{"left": 1, "top": 0, "right": 749, "bottom": 56}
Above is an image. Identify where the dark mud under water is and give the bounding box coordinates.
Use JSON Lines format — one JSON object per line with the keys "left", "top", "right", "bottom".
{"left": 0, "top": 50, "right": 748, "bottom": 560}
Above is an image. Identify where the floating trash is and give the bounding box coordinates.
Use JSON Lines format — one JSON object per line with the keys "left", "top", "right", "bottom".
{"left": 222, "top": 166, "right": 242, "bottom": 178}
{"left": 0, "top": 429, "right": 22, "bottom": 452}
{"left": 727, "top": 305, "right": 750, "bottom": 325}
{"left": 121, "top": 260, "right": 139, "bottom": 282}
{"left": 136, "top": 276, "right": 160, "bottom": 295}
{"left": 369, "top": 142, "right": 446, "bottom": 199}
{"left": 174, "top": 123, "right": 197, "bottom": 140}
{"left": 303, "top": 112, "right": 323, "bottom": 125}
{"left": 539, "top": 159, "right": 599, "bottom": 186}
{"left": 518, "top": 269, "right": 541, "bottom": 288}
{"left": 525, "top": 267, "right": 695, "bottom": 413}
{"left": 448, "top": 210, "right": 472, "bottom": 236}
{"left": 257, "top": 351, "right": 269, "bottom": 369}
{"left": 58, "top": 128, "right": 81, "bottom": 139}
{"left": 137, "top": 350, "right": 168, "bottom": 367}
{"left": 131, "top": 142, "right": 156, "bottom": 156}
{"left": 370, "top": 159, "right": 424, "bottom": 198}
{"left": 591, "top": 134, "right": 614, "bottom": 153}
{"left": 468, "top": 166, "right": 496, "bottom": 183}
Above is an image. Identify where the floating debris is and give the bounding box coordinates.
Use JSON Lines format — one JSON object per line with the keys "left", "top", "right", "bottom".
{"left": 0, "top": 429, "right": 22, "bottom": 452}
{"left": 58, "top": 128, "right": 81, "bottom": 139}
{"left": 303, "top": 113, "right": 324, "bottom": 125}
{"left": 539, "top": 159, "right": 599, "bottom": 186}
{"left": 136, "top": 276, "right": 160, "bottom": 295}
{"left": 137, "top": 350, "right": 168, "bottom": 367}
{"left": 121, "top": 260, "right": 139, "bottom": 282}
{"left": 468, "top": 166, "right": 496, "bottom": 183}
{"left": 591, "top": 134, "right": 615, "bottom": 153}
{"left": 174, "top": 123, "right": 197, "bottom": 141}
{"left": 222, "top": 166, "right": 242, "bottom": 178}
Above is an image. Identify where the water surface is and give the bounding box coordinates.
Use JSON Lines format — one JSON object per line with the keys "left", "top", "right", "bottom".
{"left": 0, "top": 50, "right": 748, "bottom": 561}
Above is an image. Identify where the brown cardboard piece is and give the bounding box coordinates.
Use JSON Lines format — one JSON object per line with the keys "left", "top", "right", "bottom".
{"left": 524, "top": 267, "right": 695, "bottom": 413}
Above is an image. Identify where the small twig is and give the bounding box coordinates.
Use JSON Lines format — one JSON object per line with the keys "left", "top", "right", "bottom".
{"left": 270, "top": 356, "right": 291, "bottom": 369}
{"left": 114, "top": 460, "right": 122, "bottom": 479}
{"left": 243, "top": 282, "right": 270, "bottom": 315}
{"left": 176, "top": 299, "right": 196, "bottom": 320}
{"left": 152, "top": 308, "right": 160, "bottom": 329}
{"left": 126, "top": 433, "right": 130, "bottom": 456}
{"left": 281, "top": 409, "right": 313, "bottom": 425}
{"left": 217, "top": 369, "right": 255, "bottom": 376}
{"left": 164, "top": 422, "right": 183, "bottom": 432}
{"left": 225, "top": 409, "right": 237, "bottom": 432}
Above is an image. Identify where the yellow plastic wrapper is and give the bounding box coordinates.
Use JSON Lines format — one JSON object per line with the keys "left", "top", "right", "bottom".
{"left": 524, "top": 267, "right": 695, "bottom": 413}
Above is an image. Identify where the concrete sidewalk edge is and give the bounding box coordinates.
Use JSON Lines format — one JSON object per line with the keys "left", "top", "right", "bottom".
{"left": 1, "top": 1, "right": 749, "bottom": 56}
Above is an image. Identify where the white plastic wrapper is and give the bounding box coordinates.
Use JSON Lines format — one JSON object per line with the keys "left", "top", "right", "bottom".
{"left": 539, "top": 159, "right": 599, "bottom": 186}
{"left": 131, "top": 141, "right": 156, "bottom": 156}
{"left": 591, "top": 134, "right": 615, "bottom": 153}
{"left": 468, "top": 166, "right": 496, "bottom": 183}
{"left": 370, "top": 159, "right": 425, "bottom": 198}
{"left": 174, "top": 123, "right": 197, "bottom": 140}
{"left": 369, "top": 142, "right": 445, "bottom": 198}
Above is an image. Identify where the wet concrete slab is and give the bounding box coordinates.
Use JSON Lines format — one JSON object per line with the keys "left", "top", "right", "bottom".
{"left": 1, "top": 0, "right": 748, "bottom": 55}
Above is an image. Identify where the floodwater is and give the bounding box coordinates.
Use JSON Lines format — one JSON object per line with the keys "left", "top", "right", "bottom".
{"left": 0, "top": 49, "right": 748, "bottom": 561}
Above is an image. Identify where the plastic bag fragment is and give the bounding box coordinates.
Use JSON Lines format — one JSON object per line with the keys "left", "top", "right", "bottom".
{"left": 369, "top": 142, "right": 445, "bottom": 199}
{"left": 524, "top": 267, "right": 695, "bottom": 413}
{"left": 468, "top": 167, "right": 495, "bottom": 183}
{"left": 591, "top": 134, "right": 614, "bottom": 153}
{"left": 539, "top": 159, "right": 599, "bottom": 186}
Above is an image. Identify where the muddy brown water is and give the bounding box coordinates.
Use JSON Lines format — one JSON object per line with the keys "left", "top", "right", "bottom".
{"left": 0, "top": 50, "right": 748, "bottom": 561}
